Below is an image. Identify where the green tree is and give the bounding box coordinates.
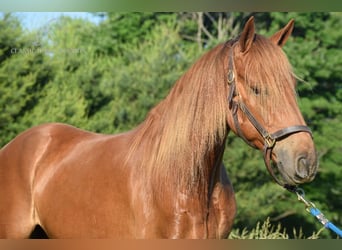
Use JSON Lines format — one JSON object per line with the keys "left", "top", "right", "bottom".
{"left": 0, "top": 13, "right": 52, "bottom": 145}
{"left": 92, "top": 12, "right": 177, "bottom": 57}
{"left": 85, "top": 17, "right": 199, "bottom": 134}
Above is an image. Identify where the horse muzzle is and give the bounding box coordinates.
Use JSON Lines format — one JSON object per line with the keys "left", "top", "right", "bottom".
{"left": 272, "top": 136, "right": 318, "bottom": 185}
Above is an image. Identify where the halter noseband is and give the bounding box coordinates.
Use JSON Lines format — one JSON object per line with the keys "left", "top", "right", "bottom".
{"left": 227, "top": 45, "right": 312, "bottom": 189}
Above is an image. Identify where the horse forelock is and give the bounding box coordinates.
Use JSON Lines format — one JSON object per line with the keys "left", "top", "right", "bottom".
{"left": 127, "top": 43, "right": 229, "bottom": 193}
{"left": 237, "top": 34, "right": 297, "bottom": 123}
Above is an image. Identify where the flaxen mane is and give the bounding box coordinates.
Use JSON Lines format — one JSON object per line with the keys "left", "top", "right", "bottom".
{"left": 127, "top": 43, "right": 230, "bottom": 192}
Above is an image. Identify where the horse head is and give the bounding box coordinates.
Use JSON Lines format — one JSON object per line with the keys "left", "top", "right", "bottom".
{"left": 226, "top": 17, "right": 318, "bottom": 187}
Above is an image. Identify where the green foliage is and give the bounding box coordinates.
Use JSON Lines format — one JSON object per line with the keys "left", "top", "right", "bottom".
{"left": 93, "top": 12, "right": 177, "bottom": 57}
{"left": 0, "top": 12, "right": 341, "bottom": 238}
{"left": 19, "top": 81, "right": 88, "bottom": 128}
{"left": 88, "top": 23, "right": 197, "bottom": 133}
{"left": 0, "top": 14, "right": 52, "bottom": 144}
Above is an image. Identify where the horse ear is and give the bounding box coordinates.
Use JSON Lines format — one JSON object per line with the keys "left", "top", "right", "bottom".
{"left": 270, "top": 19, "right": 295, "bottom": 47}
{"left": 239, "top": 16, "right": 255, "bottom": 53}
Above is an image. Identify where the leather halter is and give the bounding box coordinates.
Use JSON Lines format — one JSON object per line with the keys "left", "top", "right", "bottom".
{"left": 226, "top": 45, "right": 312, "bottom": 189}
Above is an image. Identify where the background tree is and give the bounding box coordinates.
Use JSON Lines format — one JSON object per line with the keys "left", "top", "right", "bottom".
{"left": 0, "top": 13, "right": 52, "bottom": 145}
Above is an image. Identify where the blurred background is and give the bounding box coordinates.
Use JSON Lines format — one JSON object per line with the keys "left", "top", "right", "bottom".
{"left": 0, "top": 12, "right": 341, "bottom": 238}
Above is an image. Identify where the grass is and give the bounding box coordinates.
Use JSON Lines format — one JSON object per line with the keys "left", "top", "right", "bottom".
{"left": 228, "top": 217, "right": 325, "bottom": 239}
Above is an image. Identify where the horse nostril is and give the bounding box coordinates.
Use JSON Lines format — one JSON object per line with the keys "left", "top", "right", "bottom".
{"left": 296, "top": 157, "right": 310, "bottom": 179}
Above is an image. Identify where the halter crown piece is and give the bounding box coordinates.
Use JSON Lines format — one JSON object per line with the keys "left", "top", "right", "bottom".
{"left": 226, "top": 45, "right": 313, "bottom": 190}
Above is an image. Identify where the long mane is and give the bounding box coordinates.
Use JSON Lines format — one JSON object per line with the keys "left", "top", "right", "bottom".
{"left": 127, "top": 43, "right": 230, "bottom": 191}
{"left": 126, "top": 33, "right": 297, "bottom": 193}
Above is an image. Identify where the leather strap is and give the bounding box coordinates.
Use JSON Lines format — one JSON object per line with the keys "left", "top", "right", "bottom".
{"left": 271, "top": 125, "right": 312, "bottom": 140}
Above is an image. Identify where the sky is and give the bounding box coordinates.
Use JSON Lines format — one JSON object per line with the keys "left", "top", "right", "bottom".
{"left": 12, "top": 12, "right": 104, "bottom": 31}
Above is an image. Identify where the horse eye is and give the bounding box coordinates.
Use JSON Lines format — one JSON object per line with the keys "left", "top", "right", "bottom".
{"left": 250, "top": 86, "right": 261, "bottom": 95}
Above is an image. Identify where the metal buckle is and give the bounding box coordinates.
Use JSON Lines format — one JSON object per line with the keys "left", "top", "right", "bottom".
{"left": 264, "top": 134, "right": 276, "bottom": 148}
{"left": 227, "top": 70, "right": 234, "bottom": 84}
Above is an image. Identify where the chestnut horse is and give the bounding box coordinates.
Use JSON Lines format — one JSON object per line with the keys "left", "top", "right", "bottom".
{"left": 0, "top": 17, "right": 317, "bottom": 238}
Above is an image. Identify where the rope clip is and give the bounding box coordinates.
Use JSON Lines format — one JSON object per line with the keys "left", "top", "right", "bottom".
{"left": 295, "top": 188, "right": 316, "bottom": 212}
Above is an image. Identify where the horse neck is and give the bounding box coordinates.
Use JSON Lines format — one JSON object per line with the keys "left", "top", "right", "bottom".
{"left": 128, "top": 43, "right": 229, "bottom": 196}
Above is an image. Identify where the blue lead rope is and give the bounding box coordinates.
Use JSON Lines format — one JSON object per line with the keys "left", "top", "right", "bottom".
{"left": 309, "top": 207, "right": 342, "bottom": 237}
{"left": 294, "top": 188, "right": 342, "bottom": 238}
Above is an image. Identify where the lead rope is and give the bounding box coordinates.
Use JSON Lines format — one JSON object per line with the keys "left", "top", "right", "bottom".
{"left": 287, "top": 187, "right": 342, "bottom": 238}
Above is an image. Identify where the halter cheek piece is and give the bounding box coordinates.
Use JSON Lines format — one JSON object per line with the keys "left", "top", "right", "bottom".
{"left": 226, "top": 46, "right": 312, "bottom": 190}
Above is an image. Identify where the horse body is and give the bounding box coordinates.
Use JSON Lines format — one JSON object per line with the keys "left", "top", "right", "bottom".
{"left": 0, "top": 123, "right": 235, "bottom": 238}
{"left": 0, "top": 17, "right": 318, "bottom": 238}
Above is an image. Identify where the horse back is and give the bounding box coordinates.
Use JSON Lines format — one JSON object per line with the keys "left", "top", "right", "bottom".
{"left": 0, "top": 123, "right": 136, "bottom": 238}
{"left": 1, "top": 123, "right": 95, "bottom": 184}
